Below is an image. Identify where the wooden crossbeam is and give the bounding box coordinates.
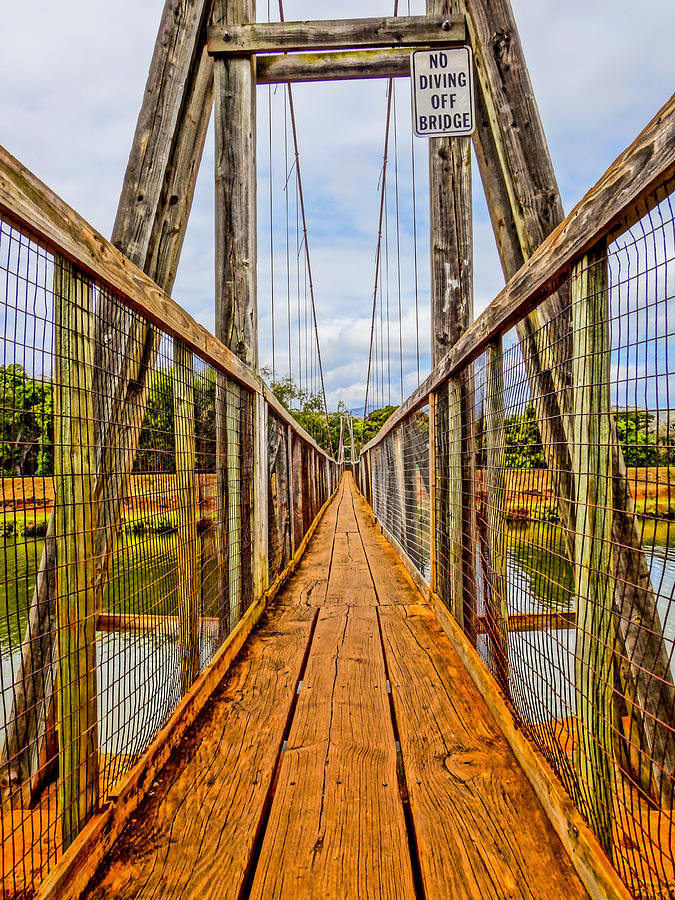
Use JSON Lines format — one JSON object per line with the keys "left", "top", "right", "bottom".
{"left": 256, "top": 48, "right": 416, "bottom": 84}
{"left": 207, "top": 15, "right": 464, "bottom": 55}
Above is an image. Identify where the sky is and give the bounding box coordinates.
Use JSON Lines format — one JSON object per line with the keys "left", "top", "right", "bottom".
{"left": 1, "top": 0, "right": 674, "bottom": 412}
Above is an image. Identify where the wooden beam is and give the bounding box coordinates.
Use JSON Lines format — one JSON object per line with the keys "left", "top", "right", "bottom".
{"left": 173, "top": 340, "right": 200, "bottom": 693}
{"left": 571, "top": 245, "right": 614, "bottom": 854}
{"left": 428, "top": 391, "right": 437, "bottom": 593}
{"left": 484, "top": 338, "right": 509, "bottom": 694}
{"left": 207, "top": 15, "right": 464, "bottom": 54}
{"left": 256, "top": 47, "right": 415, "bottom": 84}
{"left": 96, "top": 614, "right": 220, "bottom": 635}
{"left": 214, "top": 0, "right": 258, "bottom": 369}
{"left": 360, "top": 91, "right": 675, "bottom": 453}
{"left": 475, "top": 611, "right": 577, "bottom": 635}
{"left": 53, "top": 259, "right": 100, "bottom": 849}
{"left": 253, "top": 392, "right": 269, "bottom": 600}
{"left": 428, "top": 0, "right": 472, "bottom": 369}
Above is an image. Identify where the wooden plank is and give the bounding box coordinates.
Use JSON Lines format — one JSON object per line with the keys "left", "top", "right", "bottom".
{"left": 257, "top": 48, "right": 416, "bottom": 84}
{"left": 359, "top": 91, "right": 675, "bottom": 454}
{"left": 83, "top": 603, "right": 316, "bottom": 900}
{"left": 214, "top": 0, "right": 258, "bottom": 369}
{"left": 53, "top": 259, "right": 100, "bottom": 849}
{"left": 250, "top": 605, "right": 416, "bottom": 899}
{"left": 379, "top": 603, "right": 589, "bottom": 900}
{"left": 207, "top": 14, "right": 464, "bottom": 54}
{"left": 173, "top": 340, "right": 200, "bottom": 693}
{"left": 475, "top": 611, "right": 576, "bottom": 635}
{"left": 96, "top": 614, "right": 219, "bottom": 635}
{"left": 427, "top": 592, "right": 632, "bottom": 900}
{"left": 571, "top": 245, "right": 615, "bottom": 853}
{"left": 484, "top": 338, "right": 509, "bottom": 693}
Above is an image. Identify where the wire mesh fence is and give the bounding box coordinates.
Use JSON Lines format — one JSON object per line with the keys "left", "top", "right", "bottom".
{"left": 370, "top": 405, "right": 431, "bottom": 581}
{"left": 0, "top": 211, "right": 334, "bottom": 897}
{"left": 361, "top": 167, "right": 675, "bottom": 896}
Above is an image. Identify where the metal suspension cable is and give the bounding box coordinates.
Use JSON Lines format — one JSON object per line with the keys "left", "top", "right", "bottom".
{"left": 277, "top": 0, "right": 332, "bottom": 448}
{"left": 392, "top": 81, "right": 405, "bottom": 403}
{"left": 407, "top": 0, "right": 421, "bottom": 385}
{"left": 363, "top": 77, "right": 394, "bottom": 421}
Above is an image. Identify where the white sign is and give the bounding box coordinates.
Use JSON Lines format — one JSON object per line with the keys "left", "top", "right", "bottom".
{"left": 411, "top": 46, "right": 475, "bottom": 138}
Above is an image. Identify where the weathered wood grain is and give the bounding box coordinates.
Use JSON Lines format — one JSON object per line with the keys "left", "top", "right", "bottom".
{"left": 427, "top": 592, "right": 632, "bottom": 900}
{"left": 379, "top": 603, "right": 589, "bottom": 899}
{"left": 250, "top": 604, "right": 416, "bottom": 900}
{"left": 214, "top": 0, "right": 258, "bottom": 368}
{"left": 571, "top": 247, "right": 615, "bottom": 852}
{"left": 173, "top": 340, "right": 200, "bottom": 693}
{"left": 428, "top": 0, "right": 473, "bottom": 368}
{"left": 207, "top": 15, "right": 464, "bottom": 54}
{"left": 256, "top": 47, "right": 413, "bottom": 83}
{"left": 53, "top": 260, "right": 100, "bottom": 848}
{"left": 484, "top": 338, "right": 509, "bottom": 693}
{"left": 84, "top": 602, "right": 316, "bottom": 900}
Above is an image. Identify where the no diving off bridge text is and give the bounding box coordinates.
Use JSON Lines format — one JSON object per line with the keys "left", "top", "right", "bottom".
{"left": 411, "top": 47, "right": 475, "bottom": 138}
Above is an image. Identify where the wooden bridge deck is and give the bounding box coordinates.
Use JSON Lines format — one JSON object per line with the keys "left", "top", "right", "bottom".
{"left": 85, "top": 474, "right": 587, "bottom": 899}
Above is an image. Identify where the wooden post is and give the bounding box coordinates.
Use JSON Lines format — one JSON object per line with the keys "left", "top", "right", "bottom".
{"left": 485, "top": 338, "right": 509, "bottom": 693}
{"left": 173, "top": 340, "right": 200, "bottom": 694}
{"left": 447, "top": 378, "right": 465, "bottom": 628}
{"left": 427, "top": 0, "right": 472, "bottom": 367}
{"left": 214, "top": 0, "right": 257, "bottom": 368}
{"left": 287, "top": 424, "right": 296, "bottom": 556}
{"left": 392, "top": 429, "right": 407, "bottom": 548}
{"left": 53, "top": 259, "right": 99, "bottom": 849}
{"left": 429, "top": 391, "right": 437, "bottom": 593}
{"left": 227, "top": 384, "right": 242, "bottom": 631}
{"left": 240, "top": 390, "right": 254, "bottom": 611}
{"left": 253, "top": 392, "right": 269, "bottom": 600}
{"left": 571, "top": 245, "right": 614, "bottom": 855}
{"left": 215, "top": 372, "right": 230, "bottom": 635}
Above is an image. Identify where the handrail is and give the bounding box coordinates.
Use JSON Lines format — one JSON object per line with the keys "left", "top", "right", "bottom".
{"left": 0, "top": 144, "right": 333, "bottom": 461}
{"left": 361, "top": 90, "right": 675, "bottom": 453}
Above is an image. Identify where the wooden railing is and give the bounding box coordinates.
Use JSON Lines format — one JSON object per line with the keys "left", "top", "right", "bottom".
{"left": 0, "top": 145, "right": 339, "bottom": 897}
{"left": 359, "top": 93, "right": 675, "bottom": 899}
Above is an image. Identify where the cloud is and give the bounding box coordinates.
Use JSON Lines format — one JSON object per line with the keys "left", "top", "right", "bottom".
{"left": 1, "top": 0, "right": 673, "bottom": 416}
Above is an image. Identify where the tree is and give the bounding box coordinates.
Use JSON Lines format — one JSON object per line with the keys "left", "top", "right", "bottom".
{"left": 504, "top": 403, "right": 546, "bottom": 469}
{"left": 615, "top": 410, "right": 659, "bottom": 466}
{"left": 261, "top": 368, "right": 333, "bottom": 453}
{"left": 0, "top": 365, "right": 53, "bottom": 476}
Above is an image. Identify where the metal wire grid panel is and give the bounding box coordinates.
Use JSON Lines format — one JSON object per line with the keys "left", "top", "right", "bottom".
{"left": 429, "top": 187, "right": 675, "bottom": 897}
{"left": 0, "top": 216, "right": 265, "bottom": 896}
{"left": 370, "top": 406, "right": 431, "bottom": 580}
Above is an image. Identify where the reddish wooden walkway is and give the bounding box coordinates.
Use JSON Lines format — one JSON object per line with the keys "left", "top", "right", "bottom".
{"left": 85, "top": 475, "right": 587, "bottom": 899}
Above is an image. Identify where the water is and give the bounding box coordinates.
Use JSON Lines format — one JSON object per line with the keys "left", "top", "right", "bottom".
{"left": 492, "top": 522, "right": 675, "bottom": 724}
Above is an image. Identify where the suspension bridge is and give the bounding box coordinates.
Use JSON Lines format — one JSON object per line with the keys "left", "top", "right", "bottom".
{"left": 0, "top": 1, "right": 674, "bottom": 899}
